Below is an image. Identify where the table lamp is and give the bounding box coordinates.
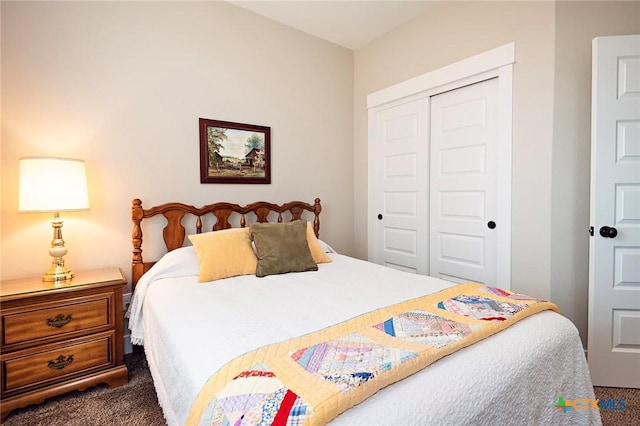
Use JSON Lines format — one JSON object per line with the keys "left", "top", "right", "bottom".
{"left": 18, "top": 157, "right": 90, "bottom": 282}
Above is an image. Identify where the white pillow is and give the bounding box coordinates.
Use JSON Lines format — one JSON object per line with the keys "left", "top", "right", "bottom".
{"left": 317, "top": 239, "right": 337, "bottom": 254}
{"left": 143, "top": 246, "right": 200, "bottom": 280}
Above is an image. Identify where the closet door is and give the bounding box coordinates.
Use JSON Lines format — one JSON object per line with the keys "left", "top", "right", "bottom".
{"left": 429, "top": 78, "right": 499, "bottom": 285}
{"left": 369, "top": 98, "right": 429, "bottom": 274}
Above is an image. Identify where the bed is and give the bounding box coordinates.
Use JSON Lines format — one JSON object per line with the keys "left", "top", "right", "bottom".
{"left": 127, "top": 198, "right": 601, "bottom": 426}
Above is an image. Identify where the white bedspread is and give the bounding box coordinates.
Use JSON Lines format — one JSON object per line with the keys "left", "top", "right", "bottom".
{"left": 128, "top": 248, "right": 600, "bottom": 426}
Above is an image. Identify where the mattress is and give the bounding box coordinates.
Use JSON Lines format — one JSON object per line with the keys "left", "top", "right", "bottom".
{"left": 128, "top": 247, "right": 601, "bottom": 425}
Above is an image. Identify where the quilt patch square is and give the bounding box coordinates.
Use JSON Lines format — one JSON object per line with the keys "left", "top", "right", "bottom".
{"left": 290, "top": 333, "right": 417, "bottom": 393}
{"left": 373, "top": 309, "right": 481, "bottom": 348}
{"left": 480, "top": 286, "right": 548, "bottom": 302}
{"left": 199, "top": 363, "right": 310, "bottom": 426}
{"left": 437, "top": 295, "right": 526, "bottom": 321}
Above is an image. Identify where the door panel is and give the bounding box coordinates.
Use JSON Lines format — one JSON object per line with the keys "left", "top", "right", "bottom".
{"left": 588, "top": 34, "right": 640, "bottom": 388}
{"left": 612, "top": 310, "right": 640, "bottom": 351}
{"left": 614, "top": 247, "right": 640, "bottom": 289}
{"left": 439, "top": 233, "right": 485, "bottom": 265}
{"left": 430, "top": 78, "right": 499, "bottom": 285}
{"left": 439, "top": 191, "right": 485, "bottom": 219}
{"left": 440, "top": 145, "right": 486, "bottom": 174}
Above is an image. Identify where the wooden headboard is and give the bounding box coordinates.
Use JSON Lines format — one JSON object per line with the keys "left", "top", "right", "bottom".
{"left": 131, "top": 198, "right": 322, "bottom": 287}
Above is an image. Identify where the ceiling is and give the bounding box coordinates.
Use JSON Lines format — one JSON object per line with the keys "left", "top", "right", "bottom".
{"left": 227, "top": 1, "right": 437, "bottom": 50}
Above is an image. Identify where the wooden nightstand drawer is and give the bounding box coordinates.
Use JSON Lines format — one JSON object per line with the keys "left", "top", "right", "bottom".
{"left": 2, "top": 293, "right": 113, "bottom": 346}
{"left": 3, "top": 332, "right": 114, "bottom": 394}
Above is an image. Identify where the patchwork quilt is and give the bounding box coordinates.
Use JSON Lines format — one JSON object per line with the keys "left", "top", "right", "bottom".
{"left": 187, "top": 283, "right": 558, "bottom": 426}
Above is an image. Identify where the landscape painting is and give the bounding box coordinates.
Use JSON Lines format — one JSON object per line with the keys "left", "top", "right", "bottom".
{"left": 199, "top": 118, "right": 271, "bottom": 184}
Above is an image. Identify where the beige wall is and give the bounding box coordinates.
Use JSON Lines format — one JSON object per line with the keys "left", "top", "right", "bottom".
{"left": 354, "top": 0, "right": 639, "bottom": 346}
{"left": 0, "top": 1, "right": 354, "bottom": 284}
{"left": 550, "top": 1, "right": 640, "bottom": 345}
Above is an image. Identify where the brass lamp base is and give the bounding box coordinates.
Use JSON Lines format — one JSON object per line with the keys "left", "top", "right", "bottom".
{"left": 43, "top": 212, "right": 75, "bottom": 283}
{"left": 43, "top": 262, "right": 75, "bottom": 282}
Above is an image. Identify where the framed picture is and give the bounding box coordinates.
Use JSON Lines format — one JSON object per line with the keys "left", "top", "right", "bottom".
{"left": 199, "top": 118, "right": 271, "bottom": 184}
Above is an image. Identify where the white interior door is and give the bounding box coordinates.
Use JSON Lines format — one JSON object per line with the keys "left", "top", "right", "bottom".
{"left": 429, "top": 79, "right": 499, "bottom": 285}
{"left": 370, "top": 99, "right": 429, "bottom": 274}
{"left": 588, "top": 34, "right": 640, "bottom": 388}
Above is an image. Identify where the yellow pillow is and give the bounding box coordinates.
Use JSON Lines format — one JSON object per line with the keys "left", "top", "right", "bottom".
{"left": 305, "top": 221, "right": 332, "bottom": 264}
{"left": 188, "top": 228, "right": 257, "bottom": 282}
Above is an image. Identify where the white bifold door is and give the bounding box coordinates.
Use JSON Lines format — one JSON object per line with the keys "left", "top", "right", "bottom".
{"left": 588, "top": 34, "right": 640, "bottom": 388}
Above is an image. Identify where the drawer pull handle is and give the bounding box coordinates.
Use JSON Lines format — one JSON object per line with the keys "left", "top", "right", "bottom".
{"left": 46, "top": 314, "right": 73, "bottom": 328}
{"left": 48, "top": 354, "right": 74, "bottom": 370}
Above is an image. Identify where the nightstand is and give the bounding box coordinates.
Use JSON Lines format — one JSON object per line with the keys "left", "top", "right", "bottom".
{"left": 0, "top": 268, "right": 129, "bottom": 421}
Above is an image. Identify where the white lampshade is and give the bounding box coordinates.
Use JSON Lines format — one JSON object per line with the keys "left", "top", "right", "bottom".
{"left": 19, "top": 157, "right": 90, "bottom": 212}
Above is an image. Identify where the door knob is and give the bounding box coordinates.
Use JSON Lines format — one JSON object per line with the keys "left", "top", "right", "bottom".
{"left": 487, "top": 221, "right": 496, "bottom": 229}
{"left": 377, "top": 214, "right": 383, "bottom": 220}
{"left": 599, "top": 226, "right": 618, "bottom": 238}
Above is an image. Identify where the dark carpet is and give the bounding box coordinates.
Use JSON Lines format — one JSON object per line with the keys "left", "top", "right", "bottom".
{"left": 3, "top": 352, "right": 165, "bottom": 426}
{"left": 3, "top": 351, "right": 639, "bottom": 425}
{"left": 595, "top": 385, "right": 640, "bottom": 426}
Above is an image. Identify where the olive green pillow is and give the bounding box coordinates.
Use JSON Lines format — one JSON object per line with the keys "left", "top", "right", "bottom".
{"left": 250, "top": 220, "right": 318, "bottom": 278}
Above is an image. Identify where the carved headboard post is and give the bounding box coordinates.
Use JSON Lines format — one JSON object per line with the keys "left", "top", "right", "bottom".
{"left": 313, "top": 198, "right": 321, "bottom": 238}
{"left": 131, "top": 199, "right": 145, "bottom": 285}
{"left": 132, "top": 199, "right": 144, "bottom": 265}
